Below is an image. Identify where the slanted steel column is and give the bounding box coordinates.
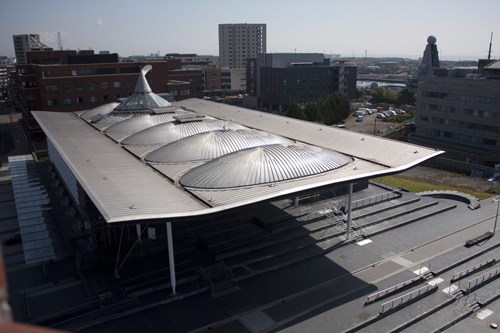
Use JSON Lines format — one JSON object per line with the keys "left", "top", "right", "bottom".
{"left": 136, "top": 225, "right": 141, "bottom": 242}
{"left": 166, "top": 222, "right": 176, "bottom": 295}
{"left": 346, "top": 183, "right": 353, "bottom": 239}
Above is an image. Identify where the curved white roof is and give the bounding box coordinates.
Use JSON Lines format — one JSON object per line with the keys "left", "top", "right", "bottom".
{"left": 104, "top": 111, "right": 192, "bottom": 135}
{"left": 79, "top": 102, "right": 120, "bottom": 122}
{"left": 32, "top": 97, "right": 444, "bottom": 223}
{"left": 121, "top": 120, "right": 246, "bottom": 146}
{"left": 145, "top": 129, "right": 293, "bottom": 164}
{"left": 180, "top": 144, "right": 352, "bottom": 189}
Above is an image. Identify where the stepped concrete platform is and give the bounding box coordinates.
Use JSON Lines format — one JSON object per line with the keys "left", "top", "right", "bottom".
{"left": 4, "top": 164, "right": 500, "bottom": 333}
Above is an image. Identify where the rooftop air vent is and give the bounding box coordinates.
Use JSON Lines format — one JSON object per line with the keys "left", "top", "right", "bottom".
{"left": 173, "top": 114, "right": 206, "bottom": 123}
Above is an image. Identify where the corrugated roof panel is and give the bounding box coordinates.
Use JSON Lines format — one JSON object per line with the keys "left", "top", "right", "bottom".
{"left": 176, "top": 99, "right": 443, "bottom": 169}
{"left": 32, "top": 111, "right": 209, "bottom": 223}
{"left": 91, "top": 114, "right": 134, "bottom": 130}
{"left": 145, "top": 129, "right": 293, "bottom": 163}
{"left": 121, "top": 120, "right": 247, "bottom": 146}
{"left": 104, "top": 111, "right": 193, "bottom": 135}
{"left": 32, "top": 97, "right": 443, "bottom": 224}
{"left": 180, "top": 144, "right": 351, "bottom": 189}
{"left": 79, "top": 102, "right": 120, "bottom": 123}
{"left": 186, "top": 158, "right": 384, "bottom": 207}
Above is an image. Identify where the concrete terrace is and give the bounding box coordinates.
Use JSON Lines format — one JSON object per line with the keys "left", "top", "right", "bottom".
{"left": 3, "top": 167, "right": 497, "bottom": 333}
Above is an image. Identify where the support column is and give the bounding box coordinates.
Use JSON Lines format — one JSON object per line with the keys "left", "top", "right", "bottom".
{"left": 346, "top": 183, "right": 353, "bottom": 240}
{"left": 136, "top": 224, "right": 141, "bottom": 243}
{"left": 166, "top": 222, "right": 176, "bottom": 295}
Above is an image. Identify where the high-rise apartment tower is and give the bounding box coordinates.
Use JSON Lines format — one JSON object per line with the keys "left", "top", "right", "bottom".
{"left": 12, "top": 34, "right": 52, "bottom": 64}
{"left": 218, "top": 23, "right": 266, "bottom": 69}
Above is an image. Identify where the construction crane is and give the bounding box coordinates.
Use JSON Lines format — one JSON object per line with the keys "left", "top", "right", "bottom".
{"left": 57, "top": 32, "right": 62, "bottom": 50}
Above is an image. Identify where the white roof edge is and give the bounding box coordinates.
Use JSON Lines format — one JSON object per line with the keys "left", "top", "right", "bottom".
{"left": 32, "top": 111, "right": 113, "bottom": 221}
{"left": 106, "top": 152, "right": 442, "bottom": 223}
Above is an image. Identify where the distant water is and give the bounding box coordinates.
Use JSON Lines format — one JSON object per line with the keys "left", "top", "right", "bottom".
{"left": 357, "top": 80, "right": 406, "bottom": 88}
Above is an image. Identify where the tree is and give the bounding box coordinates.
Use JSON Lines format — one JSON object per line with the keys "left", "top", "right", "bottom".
{"left": 317, "top": 93, "right": 351, "bottom": 125}
{"left": 371, "top": 87, "right": 398, "bottom": 104}
{"left": 286, "top": 93, "right": 351, "bottom": 125}
{"left": 397, "top": 88, "right": 416, "bottom": 105}
{"left": 355, "top": 87, "right": 367, "bottom": 102}
{"left": 286, "top": 102, "right": 307, "bottom": 120}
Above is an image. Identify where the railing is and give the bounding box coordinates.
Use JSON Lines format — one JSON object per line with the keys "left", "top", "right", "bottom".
{"left": 294, "top": 192, "right": 320, "bottom": 207}
{"left": 465, "top": 267, "right": 500, "bottom": 291}
{"left": 380, "top": 284, "right": 437, "bottom": 314}
{"left": 451, "top": 258, "right": 496, "bottom": 282}
{"left": 352, "top": 190, "right": 401, "bottom": 210}
{"left": 365, "top": 275, "right": 423, "bottom": 304}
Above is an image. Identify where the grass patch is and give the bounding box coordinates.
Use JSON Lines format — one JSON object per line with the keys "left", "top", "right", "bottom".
{"left": 373, "top": 175, "right": 496, "bottom": 200}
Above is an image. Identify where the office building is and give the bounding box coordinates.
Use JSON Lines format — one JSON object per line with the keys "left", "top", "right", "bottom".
{"left": 165, "top": 53, "right": 219, "bottom": 68}
{"left": 12, "top": 34, "right": 53, "bottom": 65}
{"left": 247, "top": 53, "right": 357, "bottom": 111}
{"left": 219, "top": 23, "right": 266, "bottom": 68}
{"left": 411, "top": 59, "right": 500, "bottom": 168}
{"left": 409, "top": 36, "right": 500, "bottom": 169}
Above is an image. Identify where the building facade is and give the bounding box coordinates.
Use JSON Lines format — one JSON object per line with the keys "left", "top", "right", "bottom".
{"left": 219, "top": 23, "right": 266, "bottom": 69}
{"left": 220, "top": 68, "right": 246, "bottom": 92}
{"left": 14, "top": 49, "right": 202, "bottom": 139}
{"left": 411, "top": 60, "right": 500, "bottom": 167}
{"left": 247, "top": 53, "right": 357, "bottom": 111}
{"left": 165, "top": 53, "right": 219, "bottom": 68}
{"left": 12, "top": 34, "right": 52, "bottom": 65}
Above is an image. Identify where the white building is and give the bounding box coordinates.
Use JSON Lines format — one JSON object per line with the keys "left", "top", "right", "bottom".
{"left": 12, "top": 34, "right": 52, "bottom": 64}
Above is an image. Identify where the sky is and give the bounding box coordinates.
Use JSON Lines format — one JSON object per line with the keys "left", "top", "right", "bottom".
{"left": 1, "top": 0, "right": 499, "bottom": 61}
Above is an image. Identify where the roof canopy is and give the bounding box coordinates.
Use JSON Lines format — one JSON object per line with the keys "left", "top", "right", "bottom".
{"left": 30, "top": 67, "right": 443, "bottom": 223}
{"left": 33, "top": 100, "right": 443, "bottom": 223}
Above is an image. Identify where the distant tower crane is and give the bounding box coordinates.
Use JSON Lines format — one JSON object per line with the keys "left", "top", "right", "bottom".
{"left": 488, "top": 32, "right": 493, "bottom": 60}
{"left": 57, "top": 32, "right": 62, "bottom": 50}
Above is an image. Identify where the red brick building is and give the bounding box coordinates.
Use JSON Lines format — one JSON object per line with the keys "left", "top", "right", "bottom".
{"left": 14, "top": 50, "right": 202, "bottom": 139}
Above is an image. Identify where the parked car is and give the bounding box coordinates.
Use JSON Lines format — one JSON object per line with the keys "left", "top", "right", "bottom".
{"left": 376, "top": 113, "right": 386, "bottom": 119}
{"left": 356, "top": 115, "right": 363, "bottom": 122}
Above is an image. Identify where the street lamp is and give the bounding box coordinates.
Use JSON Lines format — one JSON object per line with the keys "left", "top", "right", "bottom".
{"left": 493, "top": 197, "right": 500, "bottom": 236}
{"left": 487, "top": 174, "right": 499, "bottom": 236}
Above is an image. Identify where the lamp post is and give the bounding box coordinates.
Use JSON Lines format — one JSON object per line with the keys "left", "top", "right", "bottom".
{"left": 493, "top": 198, "right": 499, "bottom": 236}
{"left": 487, "top": 174, "right": 499, "bottom": 236}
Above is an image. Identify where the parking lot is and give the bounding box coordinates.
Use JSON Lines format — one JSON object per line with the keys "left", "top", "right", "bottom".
{"left": 342, "top": 114, "right": 396, "bottom": 135}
